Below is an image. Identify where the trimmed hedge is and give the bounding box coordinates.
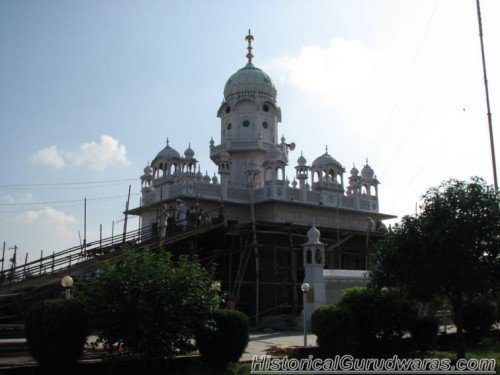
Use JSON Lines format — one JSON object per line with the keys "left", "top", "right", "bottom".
{"left": 196, "top": 309, "right": 249, "bottom": 368}
{"left": 25, "top": 299, "right": 89, "bottom": 375}
{"left": 311, "top": 305, "right": 350, "bottom": 355}
{"left": 312, "top": 287, "right": 417, "bottom": 356}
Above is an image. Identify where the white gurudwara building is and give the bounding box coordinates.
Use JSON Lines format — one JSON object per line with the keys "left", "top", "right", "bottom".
{"left": 128, "top": 32, "right": 394, "bottom": 317}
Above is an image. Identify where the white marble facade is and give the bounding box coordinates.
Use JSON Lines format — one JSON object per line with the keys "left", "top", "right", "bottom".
{"left": 133, "top": 32, "right": 393, "bottom": 232}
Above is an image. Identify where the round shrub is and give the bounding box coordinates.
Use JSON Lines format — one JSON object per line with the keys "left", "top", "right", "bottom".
{"left": 463, "top": 299, "right": 496, "bottom": 339}
{"left": 337, "top": 287, "right": 416, "bottom": 355}
{"left": 25, "top": 299, "right": 89, "bottom": 375}
{"left": 337, "top": 287, "right": 380, "bottom": 351}
{"left": 311, "top": 305, "right": 350, "bottom": 355}
{"left": 196, "top": 309, "right": 249, "bottom": 368}
{"left": 410, "top": 316, "right": 439, "bottom": 353}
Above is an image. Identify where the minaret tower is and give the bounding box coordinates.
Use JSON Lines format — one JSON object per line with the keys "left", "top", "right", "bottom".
{"left": 302, "top": 226, "right": 326, "bottom": 326}
{"left": 295, "top": 152, "right": 309, "bottom": 201}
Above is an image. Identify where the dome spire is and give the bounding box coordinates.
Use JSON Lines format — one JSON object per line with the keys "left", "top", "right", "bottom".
{"left": 245, "top": 29, "right": 254, "bottom": 62}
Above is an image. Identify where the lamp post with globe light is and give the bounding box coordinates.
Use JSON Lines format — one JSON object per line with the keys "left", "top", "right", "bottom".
{"left": 61, "top": 275, "right": 74, "bottom": 300}
{"left": 301, "top": 282, "right": 310, "bottom": 347}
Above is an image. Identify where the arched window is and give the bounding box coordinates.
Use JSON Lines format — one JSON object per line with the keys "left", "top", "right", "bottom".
{"left": 306, "top": 249, "right": 312, "bottom": 264}
{"left": 315, "top": 248, "right": 322, "bottom": 264}
{"left": 265, "top": 167, "right": 273, "bottom": 181}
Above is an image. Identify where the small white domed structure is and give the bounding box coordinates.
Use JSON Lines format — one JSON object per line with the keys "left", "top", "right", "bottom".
{"left": 361, "top": 161, "right": 374, "bottom": 180}
{"left": 350, "top": 164, "right": 359, "bottom": 177}
{"left": 155, "top": 139, "right": 180, "bottom": 161}
{"left": 310, "top": 147, "right": 345, "bottom": 192}
{"left": 297, "top": 153, "right": 307, "bottom": 166}
{"left": 143, "top": 163, "right": 153, "bottom": 176}
{"left": 203, "top": 171, "right": 211, "bottom": 183}
{"left": 312, "top": 149, "right": 343, "bottom": 171}
{"left": 196, "top": 167, "right": 203, "bottom": 181}
{"left": 305, "top": 226, "right": 323, "bottom": 245}
{"left": 184, "top": 143, "right": 195, "bottom": 159}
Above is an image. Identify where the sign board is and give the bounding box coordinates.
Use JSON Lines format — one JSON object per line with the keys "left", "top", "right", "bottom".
{"left": 307, "top": 289, "right": 315, "bottom": 303}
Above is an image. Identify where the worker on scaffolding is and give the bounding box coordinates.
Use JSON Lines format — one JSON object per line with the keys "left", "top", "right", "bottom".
{"left": 188, "top": 203, "right": 199, "bottom": 229}
{"left": 175, "top": 199, "right": 187, "bottom": 231}
{"left": 159, "top": 203, "right": 170, "bottom": 238}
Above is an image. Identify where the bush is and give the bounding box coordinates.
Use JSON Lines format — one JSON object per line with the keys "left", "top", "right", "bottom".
{"left": 463, "top": 299, "right": 496, "bottom": 340}
{"left": 410, "top": 316, "right": 439, "bottom": 353}
{"left": 337, "top": 287, "right": 379, "bottom": 351}
{"left": 25, "top": 299, "right": 89, "bottom": 375}
{"left": 79, "top": 248, "right": 222, "bottom": 359}
{"left": 196, "top": 309, "right": 249, "bottom": 368}
{"left": 336, "top": 287, "right": 416, "bottom": 355}
{"left": 311, "top": 305, "right": 350, "bottom": 355}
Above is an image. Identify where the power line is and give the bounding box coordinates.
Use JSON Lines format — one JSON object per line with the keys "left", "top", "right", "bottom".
{"left": 0, "top": 193, "right": 140, "bottom": 214}
{"left": 378, "top": 65, "right": 443, "bottom": 180}
{"left": 371, "top": 0, "right": 439, "bottom": 165}
{"left": 0, "top": 193, "right": 137, "bottom": 206}
{"left": 0, "top": 178, "right": 136, "bottom": 187}
{"left": 0, "top": 182, "right": 138, "bottom": 191}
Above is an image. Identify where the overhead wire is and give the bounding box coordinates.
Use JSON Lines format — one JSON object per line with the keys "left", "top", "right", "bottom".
{"left": 0, "top": 178, "right": 136, "bottom": 187}
{"left": 381, "top": 4, "right": 469, "bottom": 186}
{"left": 378, "top": 67, "right": 443, "bottom": 180}
{"left": 0, "top": 193, "right": 138, "bottom": 206}
{"left": 370, "top": 0, "right": 439, "bottom": 165}
{"left": 0, "top": 193, "right": 140, "bottom": 214}
{"left": 0, "top": 181, "right": 137, "bottom": 191}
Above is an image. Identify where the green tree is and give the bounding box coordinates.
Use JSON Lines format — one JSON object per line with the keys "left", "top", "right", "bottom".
{"left": 372, "top": 177, "right": 500, "bottom": 359}
{"left": 79, "top": 248, "right": 222, "bottom": 359}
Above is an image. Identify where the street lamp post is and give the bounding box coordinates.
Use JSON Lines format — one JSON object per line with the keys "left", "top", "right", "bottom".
{"left": 61, "top": 275, "right": 74, "bottom": 300}
{"left": 301, "top": 282, "right": 310, "bottom": 347}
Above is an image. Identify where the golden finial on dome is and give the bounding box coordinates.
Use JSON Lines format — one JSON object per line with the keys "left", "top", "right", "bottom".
{"left": 245, "top": 29, "right": 254, "bottom": 62}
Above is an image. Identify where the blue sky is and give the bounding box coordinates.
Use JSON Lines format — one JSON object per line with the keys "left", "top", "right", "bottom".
{"left": 1, "top": 1, "right": 499, "bottom": 264}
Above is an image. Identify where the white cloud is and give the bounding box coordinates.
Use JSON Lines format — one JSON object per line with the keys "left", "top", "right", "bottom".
{"left": 17, "top": 207, "right": 76, "bottom": 237}
{"left": 267, "top": 37, "right": 374, "bottom": 106}
{"left": 30, "top": 145, "right": 65, "bottom": 168}
{"left": 2, "top": 192, "right": 35, "bottom": 204}
{"left": 67, "top": 135, "right": 129, "bottom": 171}
{"left": 31, "top": 135, "right": 129, "bottom": 172}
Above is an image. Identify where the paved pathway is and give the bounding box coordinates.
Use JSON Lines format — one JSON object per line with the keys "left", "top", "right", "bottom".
{"left": 242, "top": 331, "right": 317, "bottom": 361}
{"left": 0, "top": 331, "right": 317, "bottom": 368}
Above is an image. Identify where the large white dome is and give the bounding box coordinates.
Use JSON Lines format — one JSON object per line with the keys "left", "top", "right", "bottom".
{"left": 223, "top": 61, "right": 277, "bottom": 101}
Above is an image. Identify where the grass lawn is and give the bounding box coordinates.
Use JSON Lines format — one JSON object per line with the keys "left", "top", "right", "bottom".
{"left": 426, "top": 333, "right": 499, "bottom": 372}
